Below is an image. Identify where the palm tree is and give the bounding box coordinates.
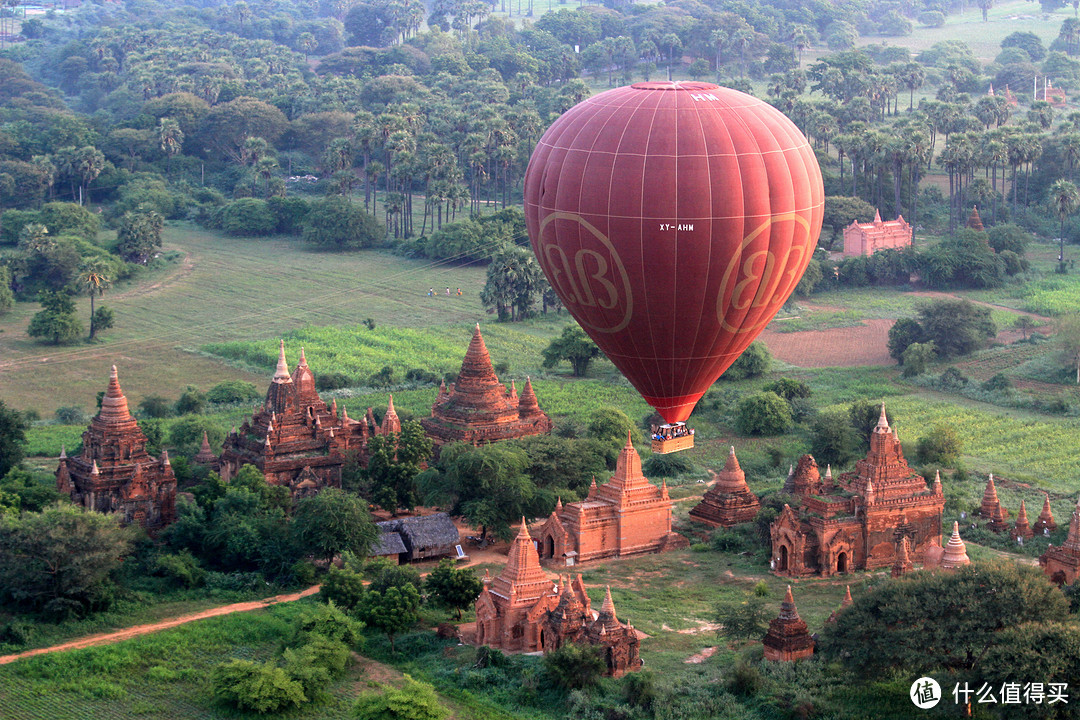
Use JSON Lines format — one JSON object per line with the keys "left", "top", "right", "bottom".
{"left": 158, "top": 118, "right": 183, "bottom": 179}
{"left": 75, "top": 146, "right": 105, "bottom": 206}
{"left": 1049, "top": 179, "right": 1080, "bottom": 269}
{"left": 80, "top": 259, "right": 112, "bottom": 340}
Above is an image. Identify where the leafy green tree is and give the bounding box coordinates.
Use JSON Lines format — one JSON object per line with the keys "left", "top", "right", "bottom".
{"left": 0, "top": 266, "right": 13, "bottom": 315}
{"left": 715, "top": 594, "right": 769, "bottom": 643}
{"left": 511, "top": 434, "right": 609, "bottom": 499}
{"left": 916, "top": 298, "right": 996, "bottom": 358}
{"left": 719, "top": 342, "right": 771, "bottom": 380}
{"left": 915, "top": 425, "right": 962, "bottom": 466}
{"left": 27, "top": 290, "right": 82, "bottom": 345}
{"left": 809, "top": 409, "right": 858, "bottom": 467}
{"left": 167, "top": 417, "right": 224, "bottom": 457}
{"left": 736, "top": 392, "right": 792, "bottom": 436}
{"left": 357, "top": 584, "right": 421, "bottom": 652}
{"left": 0, "top": 401, "right": 28, "bottom": 478}
{"left": 0, "top": 467, "right": 63, "bottom": 512}
{"left": 301, "top": 197, "right": 384, "bottom": 249}
{"left": 541, "top": 325, "right": 601, "bottom": 377}
{"left": 292, "top": 488, "right": 377, "bottom": 565}
{"left": 91, "top": 307, "right": 114, "bottom": 337}
{"left": 585, "top": 407, "right": 638, "bottom": 447}
{"left": 887, "top": 317, "right": 925, "bottom": 363}
{"left": 174, "top": 386, "right": 207, "bottom": 415}
{"left": 901, "top": 342, "right": 936, "bottom": 377}
{"left": 218, "top": 199, "right": 276, "bottom": 237}
{"left": 762, "top": 378, "right": 811, "bottom": 401}
{"left": 0, "top": 503, "right": 135, "bottom": 617}
{"left": 480, "top": 246, "right": 546, "bottom": 321}
{"left": 138, "top": 395, "right": 173, "bottom": 419}
{"left": 981, "top": 622, "right": 1080, "bottom": 711}
{"left": 425, "top": 559, "right": 483, "bottom": 619}
{"left": 116, "top": 208, "right": 164, "bottom": 264}
{"left": 542, "top": 642, "right": 605, "bottom": 691}
{"left": 206, "top": 381, "right": 259, "bottom": 404}
{"left": 822, "top": 195, "right": 877, "bottom": 242}
{"left": 353, "top": 675, "right": 449, "bottom": 720}
{"left": 819, "top": 562, "right": 1068, "bottom": 675}
{"left": 417, "top": 443, "right": 539, "bottom": 541}
{"left": 364, "top": 420, "right": 433, "bottom": 513}
{"left": 319, "top": 566, "right": 367, "bottom": 612}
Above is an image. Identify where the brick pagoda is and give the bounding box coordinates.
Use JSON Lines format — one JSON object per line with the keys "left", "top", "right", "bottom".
{"left": 535, "top": 434, "right": 689, "bottom": 566}
{"left": 939, "top": 521, "right": 971, "bottom": 570}
{"left": 891, "top": 536, "right": 913, "bottom": 577}
{"left": 980, "top": 474, "right": 1008, "bottom": 523}
{"left": 770, "top": 404, "right": 944, "bottom": 576}
{"left": 217, "top": 342, "right": 389, "bottom": 497}
{"left": 472, "top": 520, "right": 642, "bottom": 676}
{"left": 1040, "top": 497, "right": 1080, "bottom": 585}
{"left": 56, "top": 366, "right": 176, "bottom": 531}
{"left": 1013, "top": 499, "right": 1034, "bottom": 541}
{"left": 762, "top": 586, "right": 814, "bottom": 661}
{"left": 689, "top": 446, "right": 761, "bottom": 527}
{"left": 421, "top": 325, "right": 552, "bottom": 448}
{"left": 1034, "top": 493, "right": 1057, "bottom": 535}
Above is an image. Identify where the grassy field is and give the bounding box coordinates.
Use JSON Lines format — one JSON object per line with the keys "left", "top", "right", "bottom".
{"left": 0, "top": 224, "right": 492, "bottom": 414}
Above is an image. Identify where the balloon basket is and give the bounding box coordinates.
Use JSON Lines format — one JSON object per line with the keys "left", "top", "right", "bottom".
{"left": 650, "top": 423, "right": 694, "bottom": 454}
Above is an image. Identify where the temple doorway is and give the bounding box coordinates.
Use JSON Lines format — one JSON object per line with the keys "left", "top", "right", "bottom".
{"left": 778, "top": 545, "right": 788, "bottom": 572}
{"left": 837, "top": 552, "right": 848, "bottom": 574}
{"left": 544, "top": 535, "right": 554, "bottom": 559}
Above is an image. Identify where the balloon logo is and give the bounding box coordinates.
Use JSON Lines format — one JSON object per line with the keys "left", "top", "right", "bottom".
{"left": 524, "top": 82, "right": 824, "bottom": 424}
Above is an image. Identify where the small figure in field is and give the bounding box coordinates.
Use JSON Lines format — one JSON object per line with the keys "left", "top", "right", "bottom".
{"left": 446, "top": 287, "right": 451, "bottom": 296}
{"left": 428, "top": 288, "right": 434, "bottom": 296}
{"left": 456, "top": 288, "right": 462, "bottom": 296}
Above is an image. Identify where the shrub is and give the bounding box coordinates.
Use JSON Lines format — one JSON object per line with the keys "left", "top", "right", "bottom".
{"left": 982, "top": 373, "right": 1013, "bottom": 391}
{"left": 211, "top": 660, "right": 306, "bottom": 713}
{"left": 319, "top": 566, "right": 366, "bottom": 611}
{"left": 266, "top": 196, "right": 311, "bottom": 235}
{"left": 720, "top": 342, "right": 771, "bottom": 380}
{"left": 736, "top": 392, "right": 792, "bottom": 436}
{"left": 901, "top": 342, "right": 936, "bottom": 377}
{"left": 917, "top": 10, "right": 945, "bottom": 27}
{"left": 174, "top": 386, "right": 206, "bottom": 415}
{"left": 218, "top": 198, "right": 276, "bottom": 237}
{"left": 642, "top": 452, "right": 693, "bottom": 477}
{"left": 316, "top": 372, "right": 354, "bottom": 391}
{"left": 54, "top": 406, "right": 87, "bottom": 424}
{"left": 937, "top": 367, "right": 970, "bottom": 390}
{"left": 301, "top": 197, "right": 384, "bottom": 249}
{"left": 916, "top": 425, "right": 962, "bottom": 466}
{"left": 762, "top": 377, "right": 811, "bottom": 401}
{"left": 542, "top": 643, "right": 605, "bottom": 691}
{"left": 138, "top": 395, "right": 173, "bottom": 418}
{"left": 153, "top": 550, "right": 206, "bottom": 588}
{"left": 206, "top": 381, "right": 259, "bottom": 404}
{"left": 353, "top": 675, "right": 449, "bottom": 720}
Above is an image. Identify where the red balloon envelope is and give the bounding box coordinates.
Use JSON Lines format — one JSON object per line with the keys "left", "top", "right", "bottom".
{"left": 523, "top": 82, "right": 824, "bottom": 424}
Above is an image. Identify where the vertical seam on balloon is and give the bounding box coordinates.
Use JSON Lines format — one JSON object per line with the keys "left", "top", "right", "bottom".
{"left": 676, "top": 86, "right": 713, "bottom": 407}
{"left": 641, "top": 89, "right": 664, "bottom": 413}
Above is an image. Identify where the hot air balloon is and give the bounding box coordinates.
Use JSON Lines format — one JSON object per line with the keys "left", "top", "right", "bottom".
{"left": 523, "top": 82, "right": 823, "bottom": 446}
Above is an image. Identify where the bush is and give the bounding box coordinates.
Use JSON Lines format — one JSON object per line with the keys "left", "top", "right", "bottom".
{"left": 301, "top": 197, "right": 384, "bottom": 249}
{"left": 138, "top": 395, "right": 173, "bottom": 418}
{"left": 937, "top": 367, "right": 970, "bottom": 390}
{"left": 543, "top": 643, "right": 605, "bottom": 691}
{"left": 206, "top": 381, "right": 259, "bottom": 404}
{"left": 720, "top": 342, "right": 771, "bottom": 381}
{"left": 54, "top": 406, "right": 87, "bottom": 424}
{"left": 153, "top": 550, "right": 206, "bottom": 588}
{"left": 218, "top": 198, "right": 277, "bottom": 237}
{"left": 736, "top": 392, "right": 792, "bottom": 436}
{"left": 762, "top": 377, "right": 811, "bottom": 401}
{"left": 211, "top": 660, "right": 306, "bottom": 713}
{"left": 917, "top": 10, "right": 945, "bottom": 27}
{"left": 987, "top": 224, "right": 1030, "bottom": 255}
{"left": 901, "top": 342, "right": 936, "bottom": 377}
{"left": 267, "top": 196, "right": 311, "bottom": 235}
{"left": 174, "top": 386, "right": 206, "bottom": 415}
{"left": 915, "top": 425, "right": 962, "bottom": 466}
{"left": 353, "top": 675, "right": 449, "bottom": 720}
{"left": 316, "top": 372, "right": 355, "bottom": 391}
{"left": 982, "top": 373, "right": 1013, "bottom": 391}
{"left": 319, "top": 566, "right": 366, "bottom": 611}
{"left": 642, "top": 452, "right": 693, "bottom": 477}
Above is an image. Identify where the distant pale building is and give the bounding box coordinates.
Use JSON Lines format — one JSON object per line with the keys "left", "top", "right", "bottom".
{"left": 842, "top": 210, "right": 912, "bottom": 257}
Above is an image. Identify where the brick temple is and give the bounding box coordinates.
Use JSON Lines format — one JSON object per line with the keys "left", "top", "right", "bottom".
{"left": 842, "top": 210, "right": 911, "bottom": 257}
{"left": 534, "top": 434, "right": 688, "bottom": 566}
{"left": 1040, "top": 498, "right": 1080, "bottom": 586}
{"left": 762, "top": 586, "right": 814, "bottom": 662}
{"left": 217, "top": 342, "right": 393, "bottom": 497}
{"left": 421, "top": 325, "right": 552, "bottom": 448}
{"left": 688, "top": 446, "right": 761, "bottom": 527}
{"left": 472, "top": 519, "right": 642, "bottom": 677}
{"left": 770, "top": 404, "right": 944, "bottom": 576}
{"left": 56, "top": 366, "right": 176, "bottom": 531}
{"left": 1034, "top": 494, "right": 1057, "bottom": 535}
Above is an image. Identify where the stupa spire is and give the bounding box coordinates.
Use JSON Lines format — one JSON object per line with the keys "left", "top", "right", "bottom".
{"left": 941, "top": 521, "right": 971, "bottom": 569}
{"left": 273, "top": 340, "right": 290, "bottom": 381}
{"left": 98, "top": 365, "right": 132, "bottom": 423}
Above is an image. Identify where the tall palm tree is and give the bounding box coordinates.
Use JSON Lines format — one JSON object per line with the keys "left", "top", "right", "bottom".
{"left": 80, "top": 260, "right": 112, "bottom": 340}
{"left": 1049, "top": 179, "right": 1080, "bottom": 269}
{"left": 158, "top": 118, "right": 183, "bottom": 179}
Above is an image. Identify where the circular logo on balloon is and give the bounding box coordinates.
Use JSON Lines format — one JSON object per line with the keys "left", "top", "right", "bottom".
{"left": 717, "top": 212, "right": 814, "bottom": 333}
{"left": 536, "top": 211, "right": 633, "bottom": 333}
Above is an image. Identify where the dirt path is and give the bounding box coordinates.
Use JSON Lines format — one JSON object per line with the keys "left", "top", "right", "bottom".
{"left": 109, "top": 249, "right": 196, "bottom": 301}
{"left": 0, "top": 585, "right": 321, "bottom": 666}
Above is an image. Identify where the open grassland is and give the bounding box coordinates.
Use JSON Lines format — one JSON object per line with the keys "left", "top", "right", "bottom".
{"left": 0, "top": 224, "right": 491, "bottom": 414}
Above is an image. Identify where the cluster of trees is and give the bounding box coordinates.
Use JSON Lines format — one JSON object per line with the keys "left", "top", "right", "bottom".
{"left": 887, "top": 297, "right": 997, "bottom": 375}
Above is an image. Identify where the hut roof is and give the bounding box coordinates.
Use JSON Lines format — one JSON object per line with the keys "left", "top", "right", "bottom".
{"left": 370, "top": 530, "right": 408, "bottom": 557}
{"left": 378, "top": 512, "right": 460, "bottom": 551}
